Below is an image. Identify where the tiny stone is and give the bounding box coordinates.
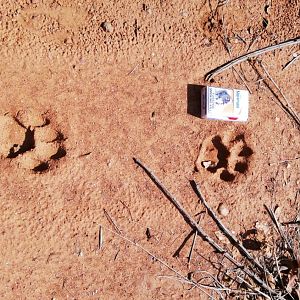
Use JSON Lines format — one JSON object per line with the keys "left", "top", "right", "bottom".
{"left": 255, "top": 221, "right": 270, "bottom": 235}
{"left": 107, "top": 159, "right": 113, "bottom": 167}
{"left": 201, "top": 160, "right": 217, "bottom": 169}
{"left": 101, "top": 21, "right": 113, "bottom": 33}
{"left": 202, "top": 160, "right": 212, "bottom": 169}
{"left": 215, "top": 231, "right": 229, "bottom": 243}
{"left": 275, "top": 117, "right": 280, "bottom": 122}
{"left": 265, "top": 4, "right": 271, "bottom": 14}
{"left": 143, "top": 4, "right": 152, "bottom": 14}
{"left": 180, "top": 10, "right": 188, "bottom": 18}
{"left": 64, "top": 37, "right": 72, "bottom": 44}
{"left": 217, "top": 203, "right": 229, "bottom": 217}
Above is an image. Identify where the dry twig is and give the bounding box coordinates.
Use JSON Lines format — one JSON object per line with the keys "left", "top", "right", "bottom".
{"left": 133, "top": 157, "right": 278, "bottom": 295}
{"left": 98, "top": 225, "right": 103, "bottom": 250}
{"left": 120, "top": 200, "right": 133, "bottom": 221}
{"left": 264, "top": 205, "right": 295, "bottom": 260}
{"left": 103, "top": 208, "right": 122, "bottom": 234}
{"left": 127, "top": 63, "right": 139, "bottom": 75}
{"left": 259, "top": 61, "right": 300, "bottom": 126}
{"left": 187, "top": 215, "right": 202, "bottom": 267}
{"left": 205, "top": 36, "right": 300, "bottom": 81}
{"left": 250, "top": 60, "right": 300, "bottom": 129}
{"left": 106, "top": 227, "right": 214, "bottom": 298}
{"left": 283, "top": 54, "right": 300, "bottom": 70}
{"left": 232, "top": 67, "right": 253, "bottom": 94}
{"left": 191, "top": 180, "right": 265, "bottom": 273}
{"left": 269, "top": 156, "right": 300, "bottom": 166}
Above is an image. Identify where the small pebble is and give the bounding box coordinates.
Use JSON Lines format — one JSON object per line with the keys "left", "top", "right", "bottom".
{"left": 143, "top": 4, "right": 152, "bottom": 14}
{"left": 214, "top": 231, "right": 229, "bottom": 243}
{"left": 107, "top": 159, "right": 112, "bottom": 167}
{"left": 201, "top": 160, "right": 217, "bottom": 169}
{"left": 217, "top": 203, "right": 229, "bottom": 217}
{"left": 265, "top": 4, "right": 271, "bottom": 14}
{"left": 180, "top": 10, "right": 188, "bottom": 18}
{"left": 202, "top": 160, "right": 212, "bottom": 169}
{"left": 101, "top": 21, "right": 113, "bottom": 33}
{"left": 275, "top": 117, "right": 280, "bottom": 122}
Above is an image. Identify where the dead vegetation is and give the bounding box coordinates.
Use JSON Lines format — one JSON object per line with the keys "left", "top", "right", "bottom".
{"left": 103, "top": 158, "right": 300, "bottom": 299}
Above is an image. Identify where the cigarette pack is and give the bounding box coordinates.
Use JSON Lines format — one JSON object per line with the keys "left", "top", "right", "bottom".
{"left": 201, "top": 86, "right": 249, "bottom": 121}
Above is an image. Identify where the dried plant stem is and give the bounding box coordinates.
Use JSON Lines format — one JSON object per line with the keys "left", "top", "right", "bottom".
{"left": 264, "top": 205, "right": 295, "bottom": 260}
{"left": 103, "top": 209, "right": 122, "bottom": 234}
{"left": 269, "top": 156, "right": 300, "bottom": 166}
{"left": 191, "top": 180, "right": 265, "bottom": 273}
{"left": 205, "top": 36, "right": 300, "bottom": 81}
{"left": 187, "top": 215, "right": 201, "bottom": 267}
{"left": 250, "top": 61, "right": 300, "bottom": 129}
{"left": 106, "top": 227, "right": 214, "bottom": 298}
{"left": 133, "top": 157, "right": 277, "bottom": 295}
{"left": 98, "top": 225, "right": 103, "bottom": 250}
{"left": 232, "top": 67, "right": 253, "bottom": 94}
{"left": 283, "top": 54, "right": 300, "bottom": 70}
{"left": 259, "top": 61, "right": 300, "bottom": 126}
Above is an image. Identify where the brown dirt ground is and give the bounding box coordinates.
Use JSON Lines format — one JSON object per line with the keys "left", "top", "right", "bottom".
{"left": 0, "top": 0, "right": 299, "bottom": 299}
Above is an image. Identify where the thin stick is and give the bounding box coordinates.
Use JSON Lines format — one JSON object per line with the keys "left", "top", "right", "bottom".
{"left": 173, "top": 230, "right": 195, "bottom": 257}
{"left": 264, "top": 205, "right": 295, "bottom": 260}
{"left": 98, "top": 225, "right": 103, "bottom": 250}
{"left": 120, "top": 200, "right": 133, "bottom": 221}
{"left": 235, "top": 275, "right": 272, "bottom": 299}
{"left": 187, "top": 215, "right": 201, "bottom": 267}
{"left": 103, "top": 209, "right": 122, "bottom": 234}
{"left": 205, "top": 36, "right": 300, "bottom": 81}
{"left": 191, "top": 180, "right": 265, "bottom": 273}
{"left": 158, "top": 274, "right": 229, "bottom": 292}
{"left": 269, "top": 156, "right": 300, "bottom": 166}
{"left": 283, "top": 54, "right": 300, "bottom": 70}
{"left": 274, "top": 249, "right": 284, "bottom": 289}
{"left": 188, "top": 231, "right": 197, "bottom": 267}
{"left": 127, "top": 64, "right": 139, "bottom": 75}
{"left": 232, "top": 67, "right": 252, "bottom": 94}
{"left": 133, "top": 157, "right": 277, "bottom": 295}
{"left": 259, "top": 61, "right": 300, "bottom": 125}
{"left": 106, "top": 227, "right": 213, "bottom": 298}
{"left": 250, "top": 61, "right": 300, "bottom": 129}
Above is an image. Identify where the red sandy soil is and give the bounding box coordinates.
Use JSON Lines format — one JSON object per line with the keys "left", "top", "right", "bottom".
{"left": 0, "top": 0, "right": 299, "bottom": 299}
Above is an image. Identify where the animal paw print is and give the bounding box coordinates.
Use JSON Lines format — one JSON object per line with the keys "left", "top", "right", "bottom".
{"left": 195, "top": 133, "right": 253, "bottom": 182}
{"left": 0, "top": 110, "right": 66, "bottom": 172}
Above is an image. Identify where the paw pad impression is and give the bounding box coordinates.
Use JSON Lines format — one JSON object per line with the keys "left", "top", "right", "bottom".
{"left": 195, "top": 133, "right": 253, "bottom": 182}
{"left": 0, "top": 110, "right": 66, "bottom": 172}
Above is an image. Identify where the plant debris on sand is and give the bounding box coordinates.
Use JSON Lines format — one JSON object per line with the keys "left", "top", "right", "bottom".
{"left": 132, "top": 158, "right": 300, "bottom": 299}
